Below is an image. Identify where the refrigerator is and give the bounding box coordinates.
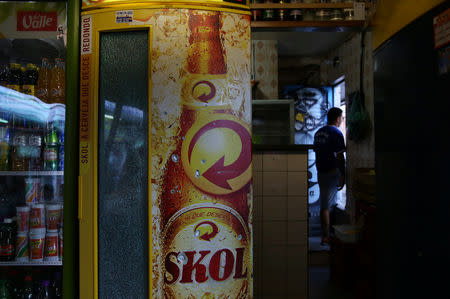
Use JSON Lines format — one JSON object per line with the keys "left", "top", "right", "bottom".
{"left": 0, "top": 1, "right": 75, "bottom": 297}
{"left": 78, "top": 1, "right": 252, "bottom": 298}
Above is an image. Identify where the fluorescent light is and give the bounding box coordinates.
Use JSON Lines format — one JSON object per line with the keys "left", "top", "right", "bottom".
{"left": 105, "top": 114, "right": 114, "bottom": 120}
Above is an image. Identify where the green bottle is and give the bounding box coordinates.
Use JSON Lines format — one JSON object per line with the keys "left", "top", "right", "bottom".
{"left": 0, "top": 279, "right": 12, "bottom": 299}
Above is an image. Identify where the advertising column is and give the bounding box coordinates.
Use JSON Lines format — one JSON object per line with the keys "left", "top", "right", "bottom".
{"left": 155, "top": 11, "right": 253, "bottom": 298}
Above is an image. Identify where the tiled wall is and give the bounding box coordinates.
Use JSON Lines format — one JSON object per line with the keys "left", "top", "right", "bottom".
{"left": 251, "top": 40, "right": 279, "bottom": 99}
{"left": 253, "top": 151, "right": 308, "bottom": 299}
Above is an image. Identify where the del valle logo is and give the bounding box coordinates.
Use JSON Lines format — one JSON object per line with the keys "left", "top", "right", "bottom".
{"left": 181, "top": 114, "right": 252, "bottom": 195}
{"left": 17, "top": 11, "right": 58, "bottom": 32}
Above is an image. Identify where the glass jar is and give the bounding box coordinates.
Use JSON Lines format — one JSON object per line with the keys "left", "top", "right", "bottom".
{"left": 315, "top": 9, "right": 330, "bottom": 20}
{"left": 344, "top": 8, "right": 354, "bottom": 20}
{"left": 303, "top": 9, "right": 315, "bottom": 21}
{"left": 290, "top": 0, "right": 303, "bottom": 21}
{"left": 330, "top": 9, "right": 344, "bottom": 20}
{"left": 263, "top": 0, "right": 275, "bottom": 21}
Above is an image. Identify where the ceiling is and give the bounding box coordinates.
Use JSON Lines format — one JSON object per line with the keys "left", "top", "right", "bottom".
{"left": 251, "top": 31, "right": 355, "bottom": 57}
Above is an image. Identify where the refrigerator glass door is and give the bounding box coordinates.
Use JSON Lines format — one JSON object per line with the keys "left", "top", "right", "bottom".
{"left": 98, "top": 30, "right": 149, "bottom": 298}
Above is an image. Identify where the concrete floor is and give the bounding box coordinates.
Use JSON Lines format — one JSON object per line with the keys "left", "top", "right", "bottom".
{"left": 309, "top": 265, "right": 355, "bottom": 299}
{"left": 308, "top": 237, "right": 354, "bottom": 299}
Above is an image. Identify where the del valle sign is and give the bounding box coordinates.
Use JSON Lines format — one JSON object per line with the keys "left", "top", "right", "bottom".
{"left": 17, "top": 11, "right": 58, "bottom": 32}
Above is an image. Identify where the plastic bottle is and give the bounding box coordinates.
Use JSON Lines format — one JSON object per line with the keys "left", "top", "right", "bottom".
{"left": 37, "top": 280, "right": 56, "bottom": 299}
{"left": 20, "top": 276, "right": 33, "bottom": 299}
{"left": 0, "top": 186, "right": 13, "bottom": 222}
{"left": 0, "top": 218, "right": 15, "bottom": 262}
{"left": 0, "top": 279, "right": 12, "bottom": 299}
{"left": 6, "top": 63, "right": 21, "bottom": 92}
{"left": 49, "top": 59, "right": 65, "bottom": 104}
{"left": 11, "top": 117, "right": 27, "bottom": 171}
{"left": 51, "top": 272, "right": 62, "bottom": 299}
{"left": 43, "top": 122, "right": 58, "bottom": 171}
{"left": 0, "top": 64, "right": 9, "bottom": 87}
{"left": 57, "top": 131, "right": 64, "bottom": 171}
{"left": 36, "top": 58, "right": 51, "bottom": 103}
{"left": 22, "top": 64, "right": 39, "bottom": 96}
{"left": 0, "top": 113, "right": 10, "bottom": 171}
{"left": 28, "top": 121, "right": 43, "bottom": 171}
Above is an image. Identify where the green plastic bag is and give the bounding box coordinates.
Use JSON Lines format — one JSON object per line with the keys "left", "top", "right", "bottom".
{"left": 347, "top": 90, "right": 370, "bottom": 142}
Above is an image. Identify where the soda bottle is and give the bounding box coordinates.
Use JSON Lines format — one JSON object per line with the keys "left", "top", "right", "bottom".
{"left": 20, "top": 276, "right": 33, "bottom": 299}
{"left": 49, "top": 59, "right": 65, "bottom": 104}
{"left": 28, "top": 121, "right": 43, "bottom": 171}
{"left": 43, "top": 123, "right": 58, "bottom": 171}
{"left": 0, "top": 64, "right": 9, "bottom": 87}
{"left": 37, "top": 280, "right": 56, "bottom": 299}
{"left": 51, "top": 272, "right": 62, "bottom": 299}
{"left": 0, "top": 279, "right": 12, "bottom": 299}
{"left": 0, "top": 113, "right": 10, "bottom": 171}
{"left": 36, "top": 58, "right": 51, "bottom": 103}
{"left": 10, "top": 117, "right": 27, "bottom": 171}
{"left": 6, "top": 63, "right": 21, "bottom": 93}
{"left": 0, "top": 218, "right": 15, "bottom": 262}
{"left": 57, "top": 131, "right": 64, "bottom": 171}
{"left": 22, "top": 64, "right": 39, "bottom": 96}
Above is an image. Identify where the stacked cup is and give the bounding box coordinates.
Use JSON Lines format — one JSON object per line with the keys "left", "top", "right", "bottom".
{"left": 16, "top": 176, "right": 63, "bottom": 262}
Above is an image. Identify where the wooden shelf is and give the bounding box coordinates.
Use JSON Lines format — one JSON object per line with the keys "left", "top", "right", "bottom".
{"left": 251, "top": 20, "right": 364, "bottom": 28}
{"left": 250, "top": 3, "right": 358, "bottom": 9}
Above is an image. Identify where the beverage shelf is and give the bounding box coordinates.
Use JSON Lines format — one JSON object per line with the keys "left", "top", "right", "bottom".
{"left": 0, "top": 261, "right": 62, "bottom": 266}
{"left": 0, "top": 171, "right": 63, "bottom": 176}
{"left": 251, "top": 20, "right": 364, "bottom": 28}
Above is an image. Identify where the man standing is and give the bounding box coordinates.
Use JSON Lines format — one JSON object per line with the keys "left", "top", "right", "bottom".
{"left": 313, "top": 107, "right": 346, "bottom": 245}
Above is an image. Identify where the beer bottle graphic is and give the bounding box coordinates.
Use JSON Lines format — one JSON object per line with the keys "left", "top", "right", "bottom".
{"left": 159, "top": 10, "right": 252, "bottom": 299}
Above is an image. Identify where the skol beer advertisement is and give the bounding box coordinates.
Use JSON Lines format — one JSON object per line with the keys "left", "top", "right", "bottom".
{"left": 149, "top": 10, "right": 252, "bottom": 298}
{"left": 80, "top": 5, "right": 252, "bottom": 298}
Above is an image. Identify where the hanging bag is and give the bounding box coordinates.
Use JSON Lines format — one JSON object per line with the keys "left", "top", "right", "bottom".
{"left": 347, "top": 30, "right": 371, "bottom": 142}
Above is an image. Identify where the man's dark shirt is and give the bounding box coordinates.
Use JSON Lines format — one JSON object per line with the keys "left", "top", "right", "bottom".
{"left": 313, "top": 125, "right": 345, "bottom": 173}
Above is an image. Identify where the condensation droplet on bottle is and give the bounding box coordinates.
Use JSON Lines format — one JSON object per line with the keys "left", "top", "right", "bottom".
{"left": 195, "top": 230, "right": 200, "bottom": 237}
{"left": 171, "top": 154, "right": 179, "bottom": 163}
{"left": 238, "top": 235, "right": 242, "bottom": 240}
{"left": 170, "top": 189, "right": 175, "bottom": 194}
{"left": 195, "top": 170, "right": 201, "bottom": 178}
{"left": 201, "top": 159, "right": 206, "bottom": 164}
{"left": 181, "top": 136, "right": 185, "bottom": 140}
{"left": 177, "top": 252, "right": 188, "bottom": 265}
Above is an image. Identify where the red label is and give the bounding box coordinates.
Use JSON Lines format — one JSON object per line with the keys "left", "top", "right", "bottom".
{"left": 17, "top": 11, "right": 58, "bottom": 32}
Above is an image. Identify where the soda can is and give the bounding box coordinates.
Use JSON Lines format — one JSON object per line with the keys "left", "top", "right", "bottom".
{"left": 44, "top": 231, "right": 59, "bottom": 261}
{"left": 15, "top": 232, "right": 29, "bottom": 261}
{"left": 25, "top": 177, "right": 40, "bottom": 204}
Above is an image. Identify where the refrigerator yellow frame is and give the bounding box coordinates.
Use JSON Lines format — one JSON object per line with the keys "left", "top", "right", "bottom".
{"left": 81, "top": 0, "right": 250, "bottom": 13}
{"left": 79, "top": 2, "right": 249, "bottom": 299}
{"left": 78, "top": 10, "right": 153, "bottom": 299}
